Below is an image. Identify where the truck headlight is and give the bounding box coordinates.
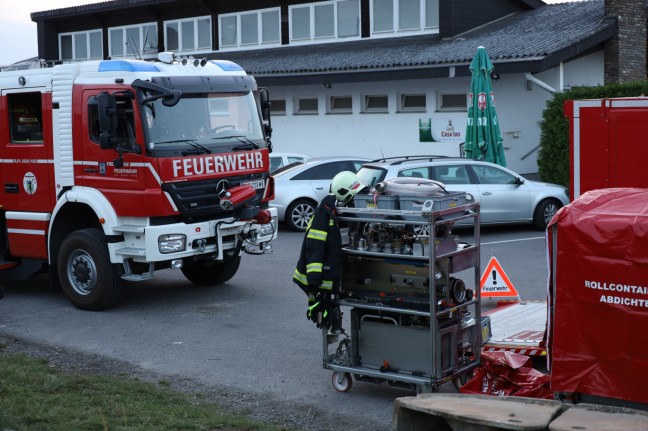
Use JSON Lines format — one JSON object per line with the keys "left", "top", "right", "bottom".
{"left": 259, "top": 222, "right": 275, "bottom": 236}
{"left": 158, "top": 234, "right": 186, "bottom": 254}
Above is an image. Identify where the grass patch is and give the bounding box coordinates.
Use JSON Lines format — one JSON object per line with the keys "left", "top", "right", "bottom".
{"left": 0, "top": 353, "right": 279, "bottom": 431}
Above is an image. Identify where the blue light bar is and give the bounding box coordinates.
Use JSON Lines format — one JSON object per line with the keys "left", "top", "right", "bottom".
{"left": 98, "top": 60, "right": 160, "bottom": 72}
{"left": 210, "top": 60, "right": 244, "bottom": 72}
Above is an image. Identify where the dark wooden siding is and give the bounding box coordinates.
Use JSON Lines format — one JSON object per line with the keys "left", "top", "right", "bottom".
{"left": 440, "top": 0, "right": 527, "bottom": 38}
{"left": 33, "top": 0, "right": 538, "bottom": 61}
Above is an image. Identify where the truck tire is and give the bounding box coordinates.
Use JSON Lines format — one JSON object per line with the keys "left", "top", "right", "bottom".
{"left": 181, "top": 254, "right": 241, "bottom": 285}
{"left": 58, "top": 228, "right": 125, "bottom": 311}
{"left": 532, "top": 199, "right": 562, "bottom": 230}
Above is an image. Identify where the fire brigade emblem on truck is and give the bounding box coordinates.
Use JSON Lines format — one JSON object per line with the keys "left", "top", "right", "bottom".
{"left": 23, "top": 172, "right": 37, "bottom": 195}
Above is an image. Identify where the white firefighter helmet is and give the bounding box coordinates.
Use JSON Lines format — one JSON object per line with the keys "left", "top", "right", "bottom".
{"left": 331, "top": 171, "right": 364, "bottom": 204}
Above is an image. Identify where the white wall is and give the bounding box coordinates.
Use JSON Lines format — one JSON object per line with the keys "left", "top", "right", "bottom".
{"left": 267, "top": 51, "right": 604, "bottom": 175}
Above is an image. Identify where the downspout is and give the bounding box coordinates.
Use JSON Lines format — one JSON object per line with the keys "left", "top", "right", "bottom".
{"left": 520, "top": 64, "right": 563, "bottom": 161}
{"left": 525, "top": 62, "right": 563, "bottom": 94}
{"left": 525, "top": 72, "right": 557, "bottom": 93}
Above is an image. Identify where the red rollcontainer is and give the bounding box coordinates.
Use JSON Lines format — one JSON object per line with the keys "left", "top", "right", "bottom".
{"left": 547, "top": 188, "right": 648, "bottom": 405}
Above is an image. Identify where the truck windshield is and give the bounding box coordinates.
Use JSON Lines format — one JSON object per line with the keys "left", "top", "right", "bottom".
{"left": 142, "top": 92, "right": 264, "bottom": 148}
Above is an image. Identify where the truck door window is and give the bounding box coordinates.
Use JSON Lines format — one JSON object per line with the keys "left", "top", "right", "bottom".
{"left": 8, "top": 92, "right": 44, "bottom": 144}
{"left": 89, "top": 95, "right": 136, "bottom": 147}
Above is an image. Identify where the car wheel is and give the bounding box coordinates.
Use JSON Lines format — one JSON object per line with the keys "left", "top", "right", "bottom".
{"left": 532, "top": 199, "right": 562, "bottom": 230}
{"left": 286, "top": 199, "right": 317, "bottom": 232}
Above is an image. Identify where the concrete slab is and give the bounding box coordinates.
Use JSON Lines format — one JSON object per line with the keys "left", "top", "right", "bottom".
{"left": 394, "top": 393, "right": 562, "bottom": 431}
{"left": 549, "top": 404, "right": 648, "bottom": 431}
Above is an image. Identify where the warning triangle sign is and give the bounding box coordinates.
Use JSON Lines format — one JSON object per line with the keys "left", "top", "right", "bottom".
{"left": 480, "top": 257, "right": 519, "bottom": 299}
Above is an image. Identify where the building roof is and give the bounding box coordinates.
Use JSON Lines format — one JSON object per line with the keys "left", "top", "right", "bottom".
{"left": 212, "top": 0, "right": 615, "bottom": 85}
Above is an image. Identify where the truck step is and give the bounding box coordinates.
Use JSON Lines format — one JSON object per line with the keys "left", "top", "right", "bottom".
{"left": 113, "top": 225, "right": 146, "bottom": 234}
{"left": 114, "top": 247, "right": 146, "bottom": 257}
{"left": 121, "top": 273, "right": 154, "bottom": 282}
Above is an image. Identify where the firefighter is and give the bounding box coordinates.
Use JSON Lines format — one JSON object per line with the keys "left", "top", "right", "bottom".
{"left": 292, "top": 171, "right": 365, "bottom": 332}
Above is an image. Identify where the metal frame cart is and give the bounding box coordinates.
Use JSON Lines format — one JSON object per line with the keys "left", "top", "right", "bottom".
{"left": 323, "top": 193, "right": 483, "bottom": 393}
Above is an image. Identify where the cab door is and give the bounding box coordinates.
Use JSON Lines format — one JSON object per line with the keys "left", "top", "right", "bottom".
{"left": 76, "top": 88, "right": 148, "bottom": 214}
{"left": 0, "top": 89, "right": 55, "bottom": 258}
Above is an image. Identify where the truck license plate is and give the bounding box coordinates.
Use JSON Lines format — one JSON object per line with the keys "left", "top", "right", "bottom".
{"left": 242, "top": 179, "right": 265, "bottom": 189}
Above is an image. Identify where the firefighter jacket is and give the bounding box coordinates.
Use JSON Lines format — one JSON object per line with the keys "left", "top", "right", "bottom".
{"left": 293, "top": 194, "right": 342, "bottom": 294}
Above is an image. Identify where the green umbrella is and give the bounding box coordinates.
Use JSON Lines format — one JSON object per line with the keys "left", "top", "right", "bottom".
{"left": 463, "top": 46, "right": 506, "bottom": 167}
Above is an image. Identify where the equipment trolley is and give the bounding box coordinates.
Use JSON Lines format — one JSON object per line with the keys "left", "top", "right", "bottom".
{"left": 323, "top": 194, "right": 484, "bottom": 393}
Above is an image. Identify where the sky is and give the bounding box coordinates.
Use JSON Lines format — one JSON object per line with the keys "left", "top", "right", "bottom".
{"left": 0, "top": 0, "right": 579, "bottom": 66}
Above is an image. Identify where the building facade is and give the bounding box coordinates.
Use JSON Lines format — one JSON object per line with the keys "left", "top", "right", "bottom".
{"left": 28, "top": 0, "right": 644, "bottom": 175}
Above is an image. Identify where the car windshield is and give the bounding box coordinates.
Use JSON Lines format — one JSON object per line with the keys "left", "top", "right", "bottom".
{"left": 357, "top": 166, "right": 387, "bottom": 188}
{"left": 142, "top": 91, "right": 264, "bottom": 146}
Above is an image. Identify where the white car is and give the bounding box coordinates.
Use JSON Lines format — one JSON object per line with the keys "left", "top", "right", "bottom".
{"left": 271, "top": 157, "right": 370, "bottom": 231}
{"left": 269, "top": 152, "right": 311, "bottom": 173}
{"left": 356, "top": 156, "right": 570, "bottom": 230}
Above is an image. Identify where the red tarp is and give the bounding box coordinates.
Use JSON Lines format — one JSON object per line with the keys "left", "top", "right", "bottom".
{"left": 460, "top": 351, "right": 553, "bottom": 399}
{"left": 547, "top": 188, "right": 648, "bottom": 405}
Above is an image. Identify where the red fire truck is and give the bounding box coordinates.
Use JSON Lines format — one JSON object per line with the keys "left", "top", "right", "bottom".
{"left": 0, "top": 53, "right": 277, "bottom": 310}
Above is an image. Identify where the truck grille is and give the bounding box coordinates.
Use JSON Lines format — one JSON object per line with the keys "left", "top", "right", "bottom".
{"left": 162, "top": 174, "right": 265, "bottom": 218}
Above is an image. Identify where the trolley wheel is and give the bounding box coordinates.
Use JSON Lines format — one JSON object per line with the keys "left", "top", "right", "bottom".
{"left": 332, "top": 372, "right": 353, "bottom": 392}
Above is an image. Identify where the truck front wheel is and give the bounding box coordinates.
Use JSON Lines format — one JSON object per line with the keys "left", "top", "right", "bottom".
{"left": 181, "top": 255, "right": 241, "bottom": 285}
{"left": 58, "top": 228, "right": 125, "bottom": 311}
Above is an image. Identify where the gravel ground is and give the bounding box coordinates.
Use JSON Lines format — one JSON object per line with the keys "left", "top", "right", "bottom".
{"left": 0, "top": 332, "right": 391, "bottom": 431}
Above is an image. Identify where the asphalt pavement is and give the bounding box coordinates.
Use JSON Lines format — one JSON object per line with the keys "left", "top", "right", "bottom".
{"left": 0, "top": 224, "right": 549, "bottom": 429}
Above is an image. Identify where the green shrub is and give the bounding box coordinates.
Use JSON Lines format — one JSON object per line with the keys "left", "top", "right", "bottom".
{"left": 537, "top": 82, "right": 648, "bottom": 190}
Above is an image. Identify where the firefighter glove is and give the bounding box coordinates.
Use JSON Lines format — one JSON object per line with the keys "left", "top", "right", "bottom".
{"left": 306, "top": 293, "right": 320, "bottom": 323}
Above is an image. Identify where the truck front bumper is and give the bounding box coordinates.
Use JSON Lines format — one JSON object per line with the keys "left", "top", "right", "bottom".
{"left": 107, "top": 207, "right": 278, "bottom": 264}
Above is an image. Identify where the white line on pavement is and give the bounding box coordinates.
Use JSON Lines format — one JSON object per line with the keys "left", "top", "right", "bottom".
{"left": 482, "top": 236, "right": 544, "bottom": 246}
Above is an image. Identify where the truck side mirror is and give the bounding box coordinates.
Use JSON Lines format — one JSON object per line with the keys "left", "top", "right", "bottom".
{"left": 259, "top": 88, "right": 272, "bottom": 140}
{"left": 96, "top": 93, "right": 119, "bottom": 149}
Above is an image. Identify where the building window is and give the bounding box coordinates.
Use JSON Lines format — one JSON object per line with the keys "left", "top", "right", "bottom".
{"left": 437, "top": 92, "right": 467, "bottom": 112}
{"left": 59, "top": 30, "right": 102, "bottom": 61}
{"left": 270, "top": 99, "right": 287, "bottom": 116}
{"left": 290, "top": 0, "right": 360, "bottom": 44}
{"left": 399, "top": 93, "right": 426, "bottom": 112}
{"left": 165, "top": 16, "right": 211, "bottom": 53}
{"left": 109, "top": 23, "right": 157, "bottom": 58}
{"left": 371, "top": 0, "right": 439, "bottom": 36}
{"left": 363, "top": 94, "right": 389, "bottom": 113}
{"left": 8, "top": 92, "right": 43, "bottom": 144}
{"left": 328, "top": 96, "right": 353, "bottom": 114}
{"left": 294, "top": 97, "right": 319, "bottom": 115}
{"left": 220, "top": 8, "right": 281, "bottom": 50}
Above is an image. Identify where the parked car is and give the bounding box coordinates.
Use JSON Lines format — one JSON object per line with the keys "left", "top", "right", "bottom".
{"left": 355, "top": 156, "right": 570, "bottom": 230}
{"left": 272, "top": 157, "right": 371, "bottom": 231}
{"left": 270, "top": 152, "right": 311, "bottom": 174}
